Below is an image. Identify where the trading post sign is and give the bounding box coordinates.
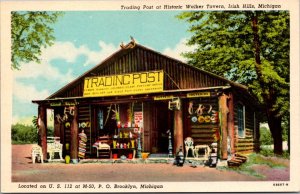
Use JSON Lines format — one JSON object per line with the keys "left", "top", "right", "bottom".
{"left": 83, "top": 70, "right": 164, "bottom": 97}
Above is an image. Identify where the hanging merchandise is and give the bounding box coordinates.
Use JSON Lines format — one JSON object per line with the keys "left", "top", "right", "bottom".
{"left": 204, "top": 115, "right": 211, "bottom": 123}
{"left": 86, "top": 122, "right": 91, "bottom": 128}
{"left": 188, "top": 101, "right": 194, "bottom": 115}
{"left": 56, "top": 114, "right": 63, "bottom": 124}
{"left": 213, "top": 128, "right": 220, "bottom": 141}
{"left": 198, "top": 116, "right": 205, "bottom": 123}
{"left": 195, "top": 104, "right": 205, "bottom": 116}
{"left": 65, "top": 122, "right": 71, "bottom": 128}
{"left": 78, "top": 130, "right": 87, "bottom": 159}
{"left": 207, "top": 105, "right": 212, "bottom": 114}
{"left": 98, "top": 109, "right": 104, "bottom": 130}
{"left": 80, "top": 122, "right": 86, "bottom": 128}
{"left": 211, "top": 110, "right": 219, "bottom": 123}
{"left": 104, "top": 104, "right": 112, "bottom": 127}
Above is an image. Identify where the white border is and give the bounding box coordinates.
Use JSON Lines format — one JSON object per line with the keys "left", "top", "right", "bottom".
{"left": 1, "top": 0, "right": 299, "bottom": 193}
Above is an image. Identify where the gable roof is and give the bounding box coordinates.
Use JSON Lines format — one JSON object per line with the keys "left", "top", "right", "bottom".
{"left": 46, "top": 40, "right": 248, "bottom": 100}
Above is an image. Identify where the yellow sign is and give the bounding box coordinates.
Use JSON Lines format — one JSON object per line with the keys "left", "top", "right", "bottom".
{"left": 83, "top": 70, "right": 164, "bottom": 97}
{"left": 187, "top": 91, "right": 210, "bottom": 98}
{"left": 154, "top": 95, "right": 174, "bottom": 101}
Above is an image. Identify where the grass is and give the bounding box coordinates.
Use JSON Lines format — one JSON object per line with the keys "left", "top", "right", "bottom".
{"left": 259, "top": 148, "right": 290, "bottom": 159}
{"left": 217, "top": 153, "right": 289, "bottom": 178}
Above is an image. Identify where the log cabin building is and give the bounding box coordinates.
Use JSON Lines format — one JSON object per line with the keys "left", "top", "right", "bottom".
{"left": 32, "top": 40, "right": 260, "bottom": 163}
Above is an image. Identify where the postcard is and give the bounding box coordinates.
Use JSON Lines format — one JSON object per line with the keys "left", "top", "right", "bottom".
{"left": 1, "top": 0, "right": 299, "bottom": 193}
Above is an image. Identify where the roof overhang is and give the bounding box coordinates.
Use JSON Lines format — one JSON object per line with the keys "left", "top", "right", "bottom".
{"left": 32, "top": 85, "right": 232, "bottom": 105}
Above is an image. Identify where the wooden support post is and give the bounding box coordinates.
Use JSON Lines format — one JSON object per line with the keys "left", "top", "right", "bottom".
{"left": 70, "top": 106, "right": 79, "bottom": 163}
{"left": 38, "top": 105, "right": 47, "bottom": 161}
{"left": 174, "top": 108, "right": 183, "bottom": 154}
{"left": 219, "top": 93, "right": 229, "bottom": 160}
{"left": 228, "top": 93, "right": 235, "bottom": 156}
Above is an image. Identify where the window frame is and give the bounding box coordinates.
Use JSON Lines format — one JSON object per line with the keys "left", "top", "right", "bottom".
{"left": 237, "top": 102, "right": 246, "bottom": 138}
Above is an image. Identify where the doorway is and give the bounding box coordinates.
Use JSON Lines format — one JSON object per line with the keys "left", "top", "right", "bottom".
{"left": 151, "top": 101, "right": 173, "bottom": 153}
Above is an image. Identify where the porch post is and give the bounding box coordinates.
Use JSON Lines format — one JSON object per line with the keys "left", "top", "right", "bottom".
{"left": 38, "top": 105, "right": 47, "bottom": 162}
{"left": 219, "top": 93, "right": 229, "bottom": 160}
{"left": 174, "top": 108, "right": 183, "bottom": 154}
{"left": 70, "top": 106, "right": 79, "bottom": 163}
{"left": 227, "top": 93, "right": 235, "bottom": 156}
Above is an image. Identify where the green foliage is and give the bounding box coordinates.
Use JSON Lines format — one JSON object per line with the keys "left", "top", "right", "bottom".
{"left": 11, "top": 122, "right": 54, "bottom": 144}
{"left": 281, "top": 114, "right": 289, "bottom": 142}
{"left": 218, "top": 153, "right": 288, "bottom": 178}
{"left": 247, "top": 153, "right": 287, "bottom": 168}
{"left": 260, "top": 126, "right": 273, "bottom": 145}
{"left": 260, "top": 148, "right": 290, "bottom": 159}
{"left": 32, "top": 116, "right": 38, "bottom": 129}
{"left": 178, "top": 11, "right": 289, "bottom": 117}
{"left": 178, "top": 11, "right": 290, "bottom": 154}
{"left": 11, "top": 123, "right": 38, "bottom": 144}
{"left": 11, "top": 11, "right": 64, "bottom": 70}
{"left": 47, "top": 126, "right": 54, "bottom": 137}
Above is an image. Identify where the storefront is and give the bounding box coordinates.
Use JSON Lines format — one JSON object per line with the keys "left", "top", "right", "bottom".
{"left": 32, "top": 40, "right": 260, "bottom": 162}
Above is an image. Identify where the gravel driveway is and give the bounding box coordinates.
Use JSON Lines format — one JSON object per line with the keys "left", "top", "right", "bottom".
{"left": 11, "top": 144, "right": 289, "bottom": 182}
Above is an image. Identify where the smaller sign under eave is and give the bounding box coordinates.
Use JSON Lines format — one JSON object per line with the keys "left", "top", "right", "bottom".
{"left": 154, "top": 95, "right": 173, "bottom": 101}
{"left": 50, "top": 101, "right": 77, "bottom": 107}
{"left": 187, "top": 91, "right": 211, "bottom": 98}
{"left": 83, "top": 70, "right": 164, "bottom": 97}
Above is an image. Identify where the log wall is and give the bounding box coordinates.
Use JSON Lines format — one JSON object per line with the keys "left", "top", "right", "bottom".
{"left": 234, "top": 103, "right": 259, "bottom": 154}
{"left": 187, "top": 97, "right": 219, "bottom": 146}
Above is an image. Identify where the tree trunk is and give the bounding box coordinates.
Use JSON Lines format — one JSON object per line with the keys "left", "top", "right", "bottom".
{"left": 267, "top": 110, "right": 283, "bottom": 155}
{"left": 251, "top": 13, "right": 284, "bottom": 155}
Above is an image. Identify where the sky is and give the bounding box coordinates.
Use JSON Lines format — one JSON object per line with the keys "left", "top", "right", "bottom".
{"left": 12, "top": 11, "right": 195, "bottom": 125}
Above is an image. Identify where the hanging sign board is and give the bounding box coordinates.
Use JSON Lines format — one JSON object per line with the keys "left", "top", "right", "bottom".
{"left": 50, "top": 102, "right": 62, "bottom": 107}
{"left": 83, "top": 70, "right": 164, "bottom": 97}
{"left": 50, "top": 101, "right": 76, "bottom": 107}
{"left": 154, "top": 95, "right": 173, "bottom": 101}
{"left": 187, "top": 91, "right": 211, "bottom": 98}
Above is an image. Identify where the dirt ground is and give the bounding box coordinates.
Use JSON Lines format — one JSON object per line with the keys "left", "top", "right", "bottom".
{"left": 11, "top": 144, "right": 289, "bottom": 182}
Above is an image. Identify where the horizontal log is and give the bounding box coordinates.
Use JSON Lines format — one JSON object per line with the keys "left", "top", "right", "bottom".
{"left": 191, "top": 134, "right": 215, "bottom": 138}
{"left": 237, "top": 150, "right": 253, "bottom": 155}
{"left": 236, "top": 142, "right": 255, "bottom": 147}
{"left": 191, "top": 123, "right": 219, "bottom": 129}
{"left": 194, "top": 139, "right": 215, "bottom": 144}
{"left": 191, "top": 129, "right": 216, "bottom": 134}
{"left": 236, "top": 147, "right": 254, "bottom": 151}
{"left": 78, "top": 114, "right": 90, "bottom": 118}
{"left": 237, "top": 138, "right": 255, "bottom": 142}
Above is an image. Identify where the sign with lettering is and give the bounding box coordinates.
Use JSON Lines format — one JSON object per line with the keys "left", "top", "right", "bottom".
{"left": 134, "top": 112, "right": 143, "bottom": 128}
{"left": 50, "top": 101, "right": 76, "bottom": 107}
{"left": 187, "top": 92, "right": 211, "bottom": 98}
{"left": 83, "top": 70, "right": 164, "bottom": 97}
{"left": 153, "top": 95, "right": 173, "bottom": 101}
{"left": 50, "top": 102, "right": 62, "bottom": 107}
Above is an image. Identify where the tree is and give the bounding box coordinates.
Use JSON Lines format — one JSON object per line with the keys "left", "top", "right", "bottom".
{"left": 11, "top": 123, "right": 38, "bottom": 144}
{"left": 11, "top": 11, "right": 63, "bottom": 70}
{"left": 178, "top": 11, "right": 289, "bottom": 155}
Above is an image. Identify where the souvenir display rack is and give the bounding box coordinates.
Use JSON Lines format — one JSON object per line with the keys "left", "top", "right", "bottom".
{"left": 111, "top": 127, "right": 140, "bottom": 159}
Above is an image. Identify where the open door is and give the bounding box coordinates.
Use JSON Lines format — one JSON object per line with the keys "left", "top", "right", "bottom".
{"left": 151, "top": 101, "right": 173, "bottom": 154}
